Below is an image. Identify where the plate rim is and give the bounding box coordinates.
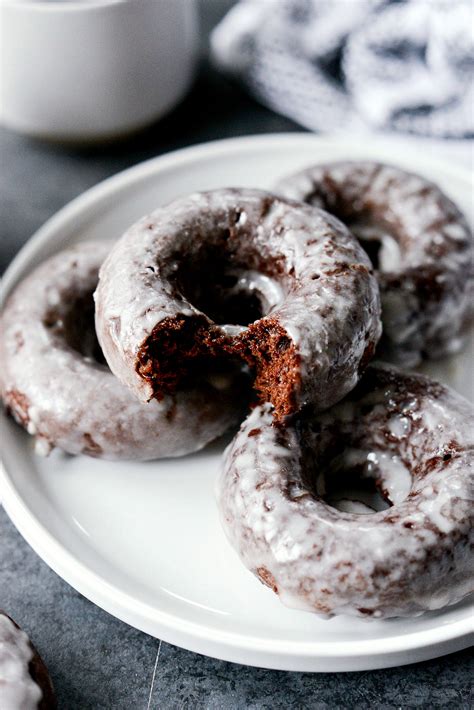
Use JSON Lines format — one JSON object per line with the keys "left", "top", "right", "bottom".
{"left": 1, "top": 133, "right": 473, "bottom": 671}
{"left": 1, "top": 458, "right": 473, "bottom": 671}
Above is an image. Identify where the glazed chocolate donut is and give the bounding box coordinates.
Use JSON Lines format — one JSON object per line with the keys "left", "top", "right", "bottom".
{"left": 218, "top": 364, "right": 474, "bottom": 618}
{"left": 0, "top": 242, "right": 242, "bottom": 459}
{"left": 0, "top": 612, "right": 56, "bottom": 710}
{"left": 95, "top": 188, "right": 381, "bottom": 421}
{"left": 276, "top": 161, "right": 473, "bottom": 366}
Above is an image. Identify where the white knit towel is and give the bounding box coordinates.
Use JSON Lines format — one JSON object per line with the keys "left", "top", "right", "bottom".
{"left": 211, "top": 0, "right": 474, "bottom": 138}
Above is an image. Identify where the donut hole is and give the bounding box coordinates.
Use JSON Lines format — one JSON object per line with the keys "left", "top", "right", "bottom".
{"left": 177, "top": 268, "right": 266, "bottom": 327}
{"left": 348, "top": 218, "right": 403, "bottom": 273}
{"left": 323, "top": 208, "right": 403, "bottom": 272}
{"left": 44, "top": 290, "right": 106, "bottom": 365}
{"left": 315, "top": 452, "right": 392, "bottom": 514}
{"left": 350, "top": 222, "right": 382, "bottom": 268}
{"left": 309, "top": 193, "right": 403, "bottom": 272}
{"left": 172, "top": 246, "right": 283, "bottom": 328}
{"left": 306, "top": 444, "right": 412, "bottom": 515}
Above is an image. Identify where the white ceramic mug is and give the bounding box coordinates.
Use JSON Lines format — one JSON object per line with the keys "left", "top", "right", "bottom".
{"left": 0, "top": 0, "right": 198, "bottom": 142}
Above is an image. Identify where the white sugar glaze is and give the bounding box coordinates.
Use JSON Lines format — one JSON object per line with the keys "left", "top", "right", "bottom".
{"left": 0, "top": 615, "right": 41, "bottom": 710}
{"left": 218, "top": 364, "right": 474, "bottom": 618}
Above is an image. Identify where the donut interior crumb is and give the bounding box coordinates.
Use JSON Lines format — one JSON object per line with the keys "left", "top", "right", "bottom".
{"left": 135, "top": 314, "right": 226, "bottom": 398}
{"left": 235, "top": 318, "right": 301, "bottom": 420}
{"left": 136, "top": 313, "right": 301, "bottom": 420}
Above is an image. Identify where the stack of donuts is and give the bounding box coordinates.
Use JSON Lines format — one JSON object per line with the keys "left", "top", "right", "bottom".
{"left": 2, "top": 161, "right": 473, "bottom": 629}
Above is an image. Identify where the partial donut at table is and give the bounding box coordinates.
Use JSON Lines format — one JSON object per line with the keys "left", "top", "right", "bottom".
{"left": 218, "top": 363, "right": 474, "bottom": 618}
{"left": 0, "top": 611, "right": 56, "bottom": 710}
{"left": 276, "top": 161, "right": 473, "bottom": 367}
{"left": 0, "top": 242, "right": 243, "bottom": 459}
{"left": 94, "top": 188, "right": 381, "bottom": 421}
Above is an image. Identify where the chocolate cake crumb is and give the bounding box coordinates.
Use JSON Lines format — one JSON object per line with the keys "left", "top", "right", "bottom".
{"left": 236, "top": 319, "right": 301, "bottom": 420}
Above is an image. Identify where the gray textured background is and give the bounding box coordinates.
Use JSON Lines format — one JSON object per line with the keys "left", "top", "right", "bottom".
{"left": 1, "top": 2, "right": 472, "bottom": 708}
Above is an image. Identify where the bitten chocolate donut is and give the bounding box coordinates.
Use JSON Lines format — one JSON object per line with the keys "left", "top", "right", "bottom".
{"left": 95, "top": 188, "right": 381, "bottom": 420}
{"left": 276, "top": 161, "right": 473, "bottom": 366}
{"left": 0, "top": 612, "right": 56, "bottom": 710}
{"left": 0, "top": 242, "right": 242, "bottom": 459}
{"left": 218, "top": 364, "right": 474, "bottom": 618}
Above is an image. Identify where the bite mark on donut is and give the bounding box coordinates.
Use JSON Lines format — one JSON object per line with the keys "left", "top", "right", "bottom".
{"left": 136, "top": 314, "right": 223, "bottom": 398}
{"left": 136, "top": 310, "right": 301, "bottom": 421}
{"left": 237, "top": 318, "right": 301, "bottom": 420}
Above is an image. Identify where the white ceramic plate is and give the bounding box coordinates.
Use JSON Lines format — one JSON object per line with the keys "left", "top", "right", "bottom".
{"left": 1, "top": 134, "right": 473, "bottom": 672}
